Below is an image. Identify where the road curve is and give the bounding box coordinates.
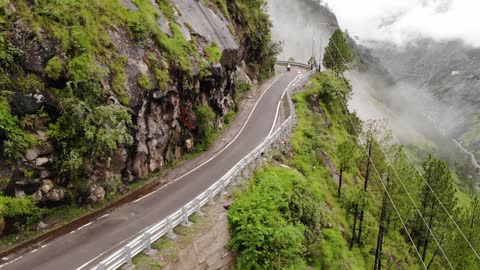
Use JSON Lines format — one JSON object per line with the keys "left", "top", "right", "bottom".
{"left": 1, "top": 68, "right": 303, "bottom": 270}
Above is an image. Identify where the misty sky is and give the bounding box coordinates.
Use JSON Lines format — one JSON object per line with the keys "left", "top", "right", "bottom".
{"left": 325, "top": 0, "right": 480, "bottom": 47}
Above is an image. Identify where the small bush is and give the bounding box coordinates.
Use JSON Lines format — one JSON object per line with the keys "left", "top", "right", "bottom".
{"left": 137, "top": 74, "right": 153, "bottom": 91}
{"left": 154, "top": 68, "right": 169, "bottom": 91}
{"left": 204, "top": 42, "right": 222, "bottom": 64}
{"left": 0, "top": 93, "right": 36, "bottom": 158}
{"left": 224, "top": 111, "right": 236, "bottom": 125}
{"left": 228, "top": 166, "right": 324, "bottom": 269}
{"left": 45, "top": 56, "right": 64, "bottom": 80}
{"left": 237, "top": 81, "right": 251, "bottom": 93}
{"left": 194, "top": 105, "right": 215, "bottom": 152}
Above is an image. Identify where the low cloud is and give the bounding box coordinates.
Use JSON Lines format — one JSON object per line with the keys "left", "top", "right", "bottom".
{"left": 326, "top": 0, "right": 480, "bottom": 47}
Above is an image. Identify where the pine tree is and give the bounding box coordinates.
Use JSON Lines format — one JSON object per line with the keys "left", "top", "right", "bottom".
{"left": 323, "top": 29, "right": 353, "bottom": 76}
{"left": 411, "top": 155, "right": 457, "bottom": 267}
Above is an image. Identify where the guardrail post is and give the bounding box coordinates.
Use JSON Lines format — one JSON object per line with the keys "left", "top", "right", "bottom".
{"left": 235, "top": 168, "right": 242, "bottom": 185}
{"left": 195, "top": 198, "right": 204, "bottom": 216}
{"left": 124, "top": 246, "right": 133, "bottom": 267}
{"left": 220, "top": 180, "right": 227, "bottom": 202}
{"left": 143, "top": 232, "right": 157, "bottom": 256}
{"left": 181, "top": 206, "right": 193, "bottom": 227}
{"left": 166, "top": 217, "right": 177, "bottom": 240}
{"left": 242, "top": 165, "right": 249, "bottom": 178}
{"left": 208, "top": 188, "right": 215, "bottom": 205}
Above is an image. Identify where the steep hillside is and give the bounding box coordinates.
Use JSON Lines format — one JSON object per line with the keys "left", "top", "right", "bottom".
{"left": 0, "top": 0, "right": 277, "bottom": 235}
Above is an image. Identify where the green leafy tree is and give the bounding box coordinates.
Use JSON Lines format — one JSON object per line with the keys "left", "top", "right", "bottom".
{"left": 0, "top": 92, "right": 36, "bottom": 158}
{"left": 228, "top": 168, "right": 307, "bottom": 269}
{"left": 313, "top": 72, "right": 352, "bottom": 106}
{"left": 49, "top": 99, "right": 133, "bottom": 182}
{"left": 323, "top": 29, "right": 353, "bottom": 76}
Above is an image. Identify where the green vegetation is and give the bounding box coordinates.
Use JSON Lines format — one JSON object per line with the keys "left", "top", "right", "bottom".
{"left": 0, "top": 195, "right": 41, "bottom": 237}
{"left": 236, "top": 80, "right": 251, "bottom": 94}
{"left": 229, "top": 167, "right": 319, "bottom": 269}
{"left": 111, "top": 56, "right": 130, "bottom": 105}
{"left": 323, "top": 29, "right": 354, "bottom": 76}
{"left": 224, "top": 111, "right": 236, "bottom": 125}
{"left": 0, "top": 196, "right": 39, "bottom": 219}
{"left": 44, "top": 56, "right": 64, "bottom": 80}
{"left": 154, "top": 67, "right": 169, "bottom": 92}
{"left": 0, "top": 92, "right": 36, "bottom": 158}
{"left": 204, "top": 42, "right": 222, "bottom": 64}
{"left": 194, "top": 105, "right": 216, "bottom": 152}
{"left": 137, "top": 74, "right": 153, "bottom": 91}
{"left": 48, "top": 100, "right": 133, "bottom": 184}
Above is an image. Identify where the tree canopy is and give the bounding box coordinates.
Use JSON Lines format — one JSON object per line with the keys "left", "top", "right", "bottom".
{"left": 323, "top": 29, "right": 353, "bottom": 76}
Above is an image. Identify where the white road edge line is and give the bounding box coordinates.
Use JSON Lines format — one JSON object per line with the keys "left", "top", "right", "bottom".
{"left": 96, "top": 214, "right": 110, "bottom": 220}
{"left": 77, "top": 222, "right": 93, "bottom": 231}
{"left": 75, "top": 74, "right": 292, "bottom": 270}
{"left": 268, "top": 74, "right": 301, "bottom": 137}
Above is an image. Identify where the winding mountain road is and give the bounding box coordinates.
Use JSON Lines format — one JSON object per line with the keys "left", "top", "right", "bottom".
{"left": 0, "top": 67, "right": 305, "bottom": 270}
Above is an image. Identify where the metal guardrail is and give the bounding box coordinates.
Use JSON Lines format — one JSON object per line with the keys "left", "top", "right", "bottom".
{"left": 94, "top": 66, "right": 315, "bottom": 270}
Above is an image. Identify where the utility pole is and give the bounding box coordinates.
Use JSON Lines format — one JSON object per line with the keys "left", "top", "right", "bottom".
{"left": 319, "top": 27, "right": 323, "bottom": 71}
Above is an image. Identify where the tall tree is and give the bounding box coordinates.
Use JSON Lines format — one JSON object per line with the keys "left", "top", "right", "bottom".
{"left": 374, "top": 175, "right": 391, "bottom": 270}
{"left": 323, "top": 29, "right": 353, "bottom": 76}
{"left": 337, "top": 141, "right": 356, "bottom": 198}
{"left": 448, "top": 196, "right": 480, "bottom": 269}
{"left": 356, "top": 121, "right": 390, "bottom": 246}
{"left": 411, "top": 155, "right": 458, "bottom": 268}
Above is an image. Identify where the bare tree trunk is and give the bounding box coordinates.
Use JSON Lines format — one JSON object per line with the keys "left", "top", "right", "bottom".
{"left": 374, "top": 177, "right": 390, "bottom": 270}
{"left": 350, "top": 203, "right": 359, "bottom": 250}
{"left": 422, "top": 238, "right": 429, "bottom": 262}
{"left": 357, "top": 210, "right": 365, "bottom": 245}
{"left": 426, "top": 248, "right": 439, "bottom": 269}
{"left": 422, "top": 200, "right": 436, "bottom": 262}
{"left": 357, "top": 141, "right": 372, "bottom": 245}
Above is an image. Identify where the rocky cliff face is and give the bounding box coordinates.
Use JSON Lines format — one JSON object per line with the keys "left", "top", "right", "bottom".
{"left": 0, "top": 0, "right": 272, "bottom": 208}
